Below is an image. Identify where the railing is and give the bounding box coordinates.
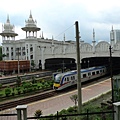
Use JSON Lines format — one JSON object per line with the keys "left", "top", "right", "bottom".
{"left": 0, "top": 110, "right": 115, "bottom": 120}
{"left": 1, "top": 102, "right": 120, "bottom": 120}
{"left": 27, "top": 110, "right": 115, "bottom": 120}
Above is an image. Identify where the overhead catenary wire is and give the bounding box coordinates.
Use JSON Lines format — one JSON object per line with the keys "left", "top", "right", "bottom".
{"left": 55, "top": 24, "right": 74, "bottom": 39}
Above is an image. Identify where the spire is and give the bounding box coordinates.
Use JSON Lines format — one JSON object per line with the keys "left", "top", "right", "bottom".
{"left": 93, "top": 28, "right": 95, "bottom": 42}
{"left": 112, "top": 25, "right": 114, "bottom": 31}
{"left": 40, "top": 33, "right": 41, "bottom": 38}
{"left": 29, "top": 10, "right": 32, "bottom": 18}
{"left": 63, "top": 33, "right": 65, "bottom": 43}
{"left": 52, "top": 35, "right": 54, "bottom": 45}
{"left": 41, "top": 31, "right": 44, "bottom": 39}
{"left": 7, "top": 14, "right": 10, "bottom": 23}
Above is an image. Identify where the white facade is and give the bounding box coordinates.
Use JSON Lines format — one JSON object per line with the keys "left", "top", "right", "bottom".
{"left": 110, "top": 27, "right": 120, "bottom": 44}
{"left": 1, "top": 13, "right": 120, "bottom": 70}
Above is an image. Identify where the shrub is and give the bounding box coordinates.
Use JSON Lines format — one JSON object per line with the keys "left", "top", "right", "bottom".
{"left": 5, "top": 87, "right": 11, "bottom": 97}
{"left": 34, "top": 109, "right": 42, "bottom": 117}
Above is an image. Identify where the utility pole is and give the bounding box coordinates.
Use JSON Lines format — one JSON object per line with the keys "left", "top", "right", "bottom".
{"left": 75, "top": 21, "right": 82, "bottom": 113}
{"left": 18, "top": 48, "right": 20, "bottom": 74}
{"left": 109, "top": 45, "right": 114, "bottom": 103}
{"left": 109, "top": 45, "right": 114, "bottom": 120}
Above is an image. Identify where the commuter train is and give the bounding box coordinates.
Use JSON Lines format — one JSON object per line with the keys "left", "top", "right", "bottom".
{"left": 53, "top": 66, "right": 107, "bottom": 90}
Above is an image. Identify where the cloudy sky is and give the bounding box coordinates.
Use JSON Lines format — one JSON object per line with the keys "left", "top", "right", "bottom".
{"left": 0, "top": 0, "right": 120, "bottom": 45}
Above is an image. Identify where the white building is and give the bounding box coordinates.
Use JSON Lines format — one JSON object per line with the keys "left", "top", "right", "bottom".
{"left": 110, "top": 27, "right": 120, "bottom": 44}
{"left": 1, "top": 12, "right": 120, "bottom": 70}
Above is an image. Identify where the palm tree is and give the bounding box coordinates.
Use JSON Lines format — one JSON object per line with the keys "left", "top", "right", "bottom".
{"left": 70, "top": 94, "right": 78, "bottom": 111}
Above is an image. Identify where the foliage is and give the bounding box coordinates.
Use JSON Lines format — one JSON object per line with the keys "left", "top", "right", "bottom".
{"left": 31, "top": 76, "right": 36, "bottom": 84}
{"left": 16, "top": 75, "right": 22, "bottom": 87}
{"left": 70, "top": 94, "right": 78, "bottom": 109}
{"left": 16, "top": 87, "right": 21, "bottom": 94}
{"left": 0, "top": 77, "right": 54, "bottom": 100}
{"left": 5, "top": 86, "right": 11, "bottom": 96}
{"left": 31, "top": 60, "right": 35, "bottom": 69}
{"left": 0, "top": 83, "right": 2, "bottom": 90}
{"left": 34, "top": 109, "right": 42, "bottom": 117}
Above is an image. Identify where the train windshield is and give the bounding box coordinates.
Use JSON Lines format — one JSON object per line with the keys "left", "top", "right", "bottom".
{"left": 54, "top": 74, "right": 62, "bottom": 83}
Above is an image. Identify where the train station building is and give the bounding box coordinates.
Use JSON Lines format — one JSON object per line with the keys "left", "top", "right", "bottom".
{"left": 1, "top": 12, "right": 120, "bottom": 72}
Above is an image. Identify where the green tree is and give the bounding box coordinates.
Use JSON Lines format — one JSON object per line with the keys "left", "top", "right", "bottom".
{"left": 0, "top": 53, "right": 7, "bottom": 61}
{"left": 31, "top": 60, "right": 35, "bottom": 70}
{"left": 0, "top": 46, "right": 2, "bottom": 61}
{"left": 70, "top": 94, "right": 78, "bottom": 110}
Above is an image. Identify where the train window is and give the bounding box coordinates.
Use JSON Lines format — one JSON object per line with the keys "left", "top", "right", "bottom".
{"left": 96, "top": 71, "right": 99, "bottom": 74}
{"left": 73, "top": 76, "right": 75, "bottom": 80}
{"left": 71, "top": 76, "right": 73, "bottom": 80}
{"left": 92, "top": 72, "right": 95, "bottom": 75}
{"left": 88, "top": 72, "right": 91, "bottom": 76}
{"left": 67, "top": 77, "right": 69, "bottom": 81}
{"left": 103, "top": 70, "right": 105, "bottom": 73}
{"left": 100, "top": 70, "right": 102, "bottom": 73}
{"left": 64, "top": 78, "right": 66, "bottom": 81}
{"left": 83, "top": 74, "right": 86, "bottom": 78}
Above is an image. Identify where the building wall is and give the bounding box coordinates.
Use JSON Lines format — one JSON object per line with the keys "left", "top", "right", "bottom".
{"left": 1, "top": 14, "right": 120, "bottom": 70}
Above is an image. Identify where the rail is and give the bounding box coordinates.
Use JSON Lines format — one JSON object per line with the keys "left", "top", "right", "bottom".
{"left": 0, "top": 71, "right": 53, "bottom": 84}
{"left": 0, "top": 89, "right": 56, "bottom": 111}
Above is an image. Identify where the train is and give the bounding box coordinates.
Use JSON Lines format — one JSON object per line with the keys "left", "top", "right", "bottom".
{"left": 53, "top": 66, "right": 107, "bottom": 90}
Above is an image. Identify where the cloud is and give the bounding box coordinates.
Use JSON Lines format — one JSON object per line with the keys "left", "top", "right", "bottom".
{"left": 0, "top": 0, "right": 120, "bottom": 45}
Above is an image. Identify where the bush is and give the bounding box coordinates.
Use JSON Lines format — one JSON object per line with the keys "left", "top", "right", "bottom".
{"left": 5, "top": 87, "right": 11, "bottom": 97}
{"left": 34, "top": 109, "right": 42, "bottom": 117}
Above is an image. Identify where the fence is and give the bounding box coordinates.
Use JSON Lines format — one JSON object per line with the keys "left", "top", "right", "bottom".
{"left": 1, "top": 102, "right": 120, "bottom": 120}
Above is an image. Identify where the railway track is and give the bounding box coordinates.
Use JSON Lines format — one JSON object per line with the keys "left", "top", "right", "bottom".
{"left": 0, "top": 71, "right": 53, "bottom": 85}
{"left": 0, "top": 76, "right": 110, "bottom": 111}
{"left": 0, "top": 89, "right": 57, "bottom": 111}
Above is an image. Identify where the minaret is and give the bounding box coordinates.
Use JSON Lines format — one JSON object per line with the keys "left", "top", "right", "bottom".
{"left": 51, "top": 35, "right": 54, "bottom": 54}
{"left": 41, "top": 31, "right": 44, "bottom": 39}
{"left": 52, "top": 35, "right": 54, "bottom": 45}
{"left": 110, "top": 26, "right": 115, "bottom": 48}
{"left": 92, "top": 28, "right": 96, "bottom": 54}
{"left": 63, "top": 34, "right": 66, "bottom": 54}
{"left": 21, "top": 11, "right": 40, "bottom": 38}
{"left": 0, "top": 15, "right": 18, "bottom": 41}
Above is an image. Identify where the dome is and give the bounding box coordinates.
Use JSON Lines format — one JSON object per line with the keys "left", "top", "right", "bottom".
{"left": 3, "top": 15, "right": 14, "bottom": 33}
{"left": 25, "top": 12, "right": 37, "bottom": 27}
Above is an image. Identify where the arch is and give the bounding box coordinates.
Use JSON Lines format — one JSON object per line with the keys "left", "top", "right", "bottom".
{"left": 65, "top": 45, "right": 76, "bottom": 53}
{"left": 81, "top": 43, "right": 92, "bottom": 52}
{"left": 96, "top": 41, "right": 110, "bottom": 52}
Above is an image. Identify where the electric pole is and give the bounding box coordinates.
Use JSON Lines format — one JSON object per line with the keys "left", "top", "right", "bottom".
{"left": 18, "top": 48, "right": 20, "bottom": 74}
{"left": 75, "top": 21, "right": 82, "bottom": 113}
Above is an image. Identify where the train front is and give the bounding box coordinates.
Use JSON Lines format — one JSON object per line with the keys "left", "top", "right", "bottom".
{"left": 53, "top": 73, "right": 62, "bottom": 90}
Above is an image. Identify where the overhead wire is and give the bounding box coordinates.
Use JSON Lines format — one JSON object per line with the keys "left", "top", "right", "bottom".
{"left": 55, "top": 24, "right": 75, "bottom": 39}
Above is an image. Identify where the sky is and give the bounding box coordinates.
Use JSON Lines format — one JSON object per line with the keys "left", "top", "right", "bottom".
{"left": 0, "top": 0, "right": 120, "bottom": 45}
